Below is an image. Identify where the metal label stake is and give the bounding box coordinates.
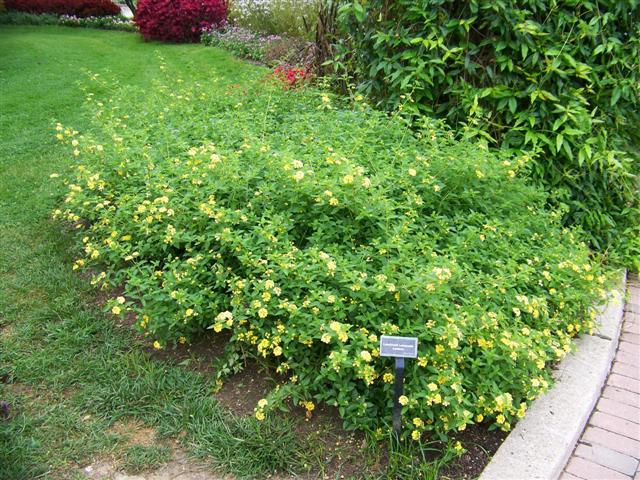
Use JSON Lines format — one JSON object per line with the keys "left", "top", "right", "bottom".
{"left": 380, "top": 335, "right": 418, "bottom": 439}
{"left": 392, "top": 356, "right": 405, "bottom": 435}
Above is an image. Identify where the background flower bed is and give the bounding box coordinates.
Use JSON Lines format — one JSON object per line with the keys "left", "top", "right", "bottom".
{"left": 0, "top": 10, "right": 135, "bottom": 30}
{"left": 53, "top": 65, "right": 608, "bottom": 439}
{"left": 201, "top": 24, "right": 314, "bottom": 67}
{"left": 229, "top": 0, "right": 318, "bottom": 38}
{"left": 6, "top": 0, "right": 119, "bottom": 17}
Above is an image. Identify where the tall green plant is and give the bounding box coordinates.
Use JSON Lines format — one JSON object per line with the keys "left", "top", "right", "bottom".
{"left": 331, "top": 0, "right": 640, "bottom": 268}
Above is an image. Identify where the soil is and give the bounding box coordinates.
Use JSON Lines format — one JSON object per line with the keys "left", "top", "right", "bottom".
{"left": 109, "top": 419, "right": 158, "bottom": 448}
{"left": 81, "top": 450, "right": 223, "bottom": 480}
{"left": 441, "top": 426, "right": 509, "bottom": 479}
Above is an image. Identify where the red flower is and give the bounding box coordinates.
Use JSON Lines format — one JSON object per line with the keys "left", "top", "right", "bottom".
{"left": 272, "top": 66, "right": 309, "bottom": 90}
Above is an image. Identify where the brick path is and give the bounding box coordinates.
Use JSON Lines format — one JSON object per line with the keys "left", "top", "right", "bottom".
{"left": 562, "top": 273, "right": 640, "bottom": 480}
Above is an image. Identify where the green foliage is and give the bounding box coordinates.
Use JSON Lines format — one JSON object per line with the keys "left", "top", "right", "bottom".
{"left": 54, "top": 60, "right": 608, "bottom": 439}
{"left": 331, "top": 0, "right": 640, "bottom": 268}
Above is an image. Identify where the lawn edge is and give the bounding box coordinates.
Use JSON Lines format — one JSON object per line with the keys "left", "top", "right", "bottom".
{"left": 479, "top": 269, "right": 628, "bottom": 480}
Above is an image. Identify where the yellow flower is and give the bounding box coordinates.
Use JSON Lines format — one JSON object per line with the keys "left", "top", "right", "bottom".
{"left": 411, "top": 430, "right": 421, "bottom": 441}
{"left": 408, "top": 168, "right": 417, "bottom": 177}
{"left": 258, "top": 398, "right": 268, "bottom": 408}
{"left": 321, "top": 333, "right": 331, "bottom": 343}
{"left": 116, "top": 296, "right": 126, "bottom": 304}
{"left": 475, "top": 414, "right": 484, "bottom": 423}
{"left": 185, "top": 308, "right": 194, "bottom": 317}
{"left": 111, "top": 306, "right": 121, "bottom": 315}
{"left": 329, "top": 197, "right": 339, "bottom": 206}
{"left": 255, "top": 410, "right": 265, "bottom": 421}
{"left": 293, "top": 171, "right": 304, "bottom": 182}
{"left": 258, "top": 308, "right": 268, "bottom": 318}
{"left": 360, "top": 350, "right": 372, "bottom": 362}
{"left": 435, "top": 344, "right": 444, "bottom": 354}
{"left": 454, "top": 441, "right": 463, "bottom": 453}
{"left": 496, "top": 414, "right": 505, "bottom": 424}
{"left": 153, "top": 341, "right": 161, "bottom": 349}
{"left": 178, "top": 336, "right": 187, "bottom": 344}
{"left": 398, "top": 395, "right": 409, "bottom": 406}
{"left": 412, "top": 418, "right": 424, "bottom": 428}
{"left": 383, "top": 373, "right": 394, "bottom": 383}
{"left": 326, "top": 261, "right": 336, "bottom": 271}
{"left": 342, "top": 174, "right": 354, "bottom": 185}
{"left": 427, "top": 383, "right": 438, "bottom": 392}
{"left": 273, "top": 346, "right": 283, "bottom": 356}
{"left": 433, "top": 184, "right": 441, "bottom": 192}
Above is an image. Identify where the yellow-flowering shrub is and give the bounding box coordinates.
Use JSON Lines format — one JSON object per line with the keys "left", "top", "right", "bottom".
{"left": 53, "top": 66, "right": 607, "bottom": 439}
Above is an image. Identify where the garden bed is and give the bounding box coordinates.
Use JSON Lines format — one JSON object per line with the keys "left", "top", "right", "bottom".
{"left": 1, "top": 25, "right": 618, "bottom": 479}
{"left": 54, "top": 48, "right": 608, "bottom": 442}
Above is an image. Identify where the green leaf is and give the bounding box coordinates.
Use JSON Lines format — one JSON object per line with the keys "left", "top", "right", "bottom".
{"left": 610, "top": 87, "right": 621, "bottom": 106}
{"left": 353, "top": 2, "right": 365, "bottom": 22}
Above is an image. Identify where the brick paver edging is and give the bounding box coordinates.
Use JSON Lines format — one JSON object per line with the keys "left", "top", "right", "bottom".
{"left": 561, "top": 274, "right": 640, "bottom": 480}
{"left": 480, "top": 271, "right": 628, "bottom": 480}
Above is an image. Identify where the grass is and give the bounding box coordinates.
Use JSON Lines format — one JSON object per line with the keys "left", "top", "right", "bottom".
{"left": 0, "top": 26, "right": 462, "bottom": 480}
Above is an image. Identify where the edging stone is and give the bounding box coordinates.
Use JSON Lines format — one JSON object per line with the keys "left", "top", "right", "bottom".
{"left": 479, "top": 270, "right": 628, "bottom": 480}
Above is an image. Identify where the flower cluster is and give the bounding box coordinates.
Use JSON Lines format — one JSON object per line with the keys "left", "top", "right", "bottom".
{"left": 53, "top": 68, "right": 608, "bottom": 439}
{"left": 5, "top": 0, "right": 119, "bottom": 17}
{"left": 201, "top": 24, "right": 281, "bottom": 61}
{"left": 58, "top": 13, "right": 135, "bottom": 30}
{"left": 272, "top": 65, "right": 308, "bottom": 89}
{"left": 135, "top": 0, "right": 227, "bottom": 43}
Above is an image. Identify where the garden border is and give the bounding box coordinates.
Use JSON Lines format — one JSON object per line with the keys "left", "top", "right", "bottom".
{"left": 479, "top": 270, "right": 628, "bottom": 480}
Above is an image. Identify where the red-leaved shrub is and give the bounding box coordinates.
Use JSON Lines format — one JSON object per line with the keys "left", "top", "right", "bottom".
{"left": 135, "top": 0, "right": 227, "bottom": 43}
{"left": 5, "top": 0, "right": 120, "bottom": 17}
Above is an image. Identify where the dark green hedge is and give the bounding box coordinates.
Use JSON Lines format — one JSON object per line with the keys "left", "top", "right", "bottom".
{"left": 332, "top": 0, "right": 639, "bottom": 268}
